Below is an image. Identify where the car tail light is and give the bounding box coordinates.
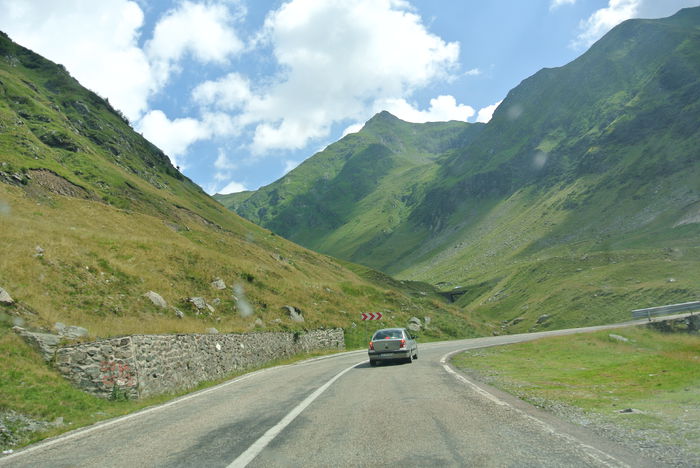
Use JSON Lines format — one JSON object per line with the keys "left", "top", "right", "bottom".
{"left": 400, "top": 339, "right": 406, "bottom": 349}
{"left": 369, "top": 341, "right": 374, "bottom": 350}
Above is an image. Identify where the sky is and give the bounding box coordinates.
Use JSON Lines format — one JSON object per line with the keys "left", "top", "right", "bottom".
{"left": 1, "top": 0, "right": 698, "bottom": 195}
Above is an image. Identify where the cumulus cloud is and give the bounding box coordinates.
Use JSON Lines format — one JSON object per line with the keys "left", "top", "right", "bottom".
{"left": 137, "top": 110, "right": 211, "bottom": 167}
{"left": 550, "top": 0, "right": 576, "bottom": 10}
{"left": 378, "top": 95, "right": 475, "bottom": 123}
{"left": 193, "top": 73, "right": 252, "bottom": 110}
{"left": 283, "top": 160, "right": 300, "bottom": 174}
{"left": 572, "top": 0, "right": 700, "bottom": 49}
{"left": 146, "top": 1, "right": 244, "bottom": 87}
{"left": 218, "top": 180, "right": 248, "bottom": 194}
{"left": 0, "top": 0, "right": 153, "bottom": 121}
{"left": 475, "top": 100, "right": 503, "bottom": 123}
{"left": 206, "top": 149, "right": 246, "bottom": 194}
{"left": 237, "top": 0, "right": 460, "bottom": 153}
{"left": 214, "top": 149, "right": 237, "bottom": 171}
{"left": 342, "top": 123, "right": 365, "bottom": 137}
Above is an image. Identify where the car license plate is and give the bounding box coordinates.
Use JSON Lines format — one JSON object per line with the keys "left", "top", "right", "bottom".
{"left": 380, "top": 353, "right": 393, "bottom": 358}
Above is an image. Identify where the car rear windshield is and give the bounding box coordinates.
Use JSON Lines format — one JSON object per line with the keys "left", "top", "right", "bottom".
{"left": 373, "top": 330, "right": 403, "bottom": 339}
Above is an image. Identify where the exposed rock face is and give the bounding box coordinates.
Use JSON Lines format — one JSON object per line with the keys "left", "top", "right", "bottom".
{"left": 536, "top": 314, "right": 550, "bottom": 324}
{"left": 54, "top": 323, "right": 88, "bottom": 339}
{"left": 408, "top": 317, "right": 422, "bottom": 332}
{"left": 282, "top": 305, "right": 304, "bottom": 322}
{"left": 0, "top": 287, "right": 13, "bottom": 305}
{"left": 12, "top": 327, "right": 61, "bottom": 362}
{"left": 188, "top": 297, "right": 207, "bottom": 310}
{"left": 0, "top": 409, "right": 59, "bottom": 450}
{"left": 144, "top": 291, "right": 167, "bottom": 308}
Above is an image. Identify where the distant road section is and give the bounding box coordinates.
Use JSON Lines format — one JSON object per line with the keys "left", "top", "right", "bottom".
{"left": 3, "top": 317, "right": 684, "bottom": 467}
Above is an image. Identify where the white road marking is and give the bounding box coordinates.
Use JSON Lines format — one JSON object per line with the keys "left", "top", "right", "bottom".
{"left": 228, "top": 361, "right": 361, "bottom": 468}
{"left": 0, "top": 351, "right": 363, "bottom": 464}
{"left": 440, "top": 349, "right": 630, "bottom": 468}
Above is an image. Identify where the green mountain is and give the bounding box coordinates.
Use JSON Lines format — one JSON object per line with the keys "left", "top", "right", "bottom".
{"left": 217, "top": 112, "right": 483, "bottom": 262}
{"left": 218, "top": 7, "right": 700, "bottom": 332}
{"left": 0, "top": 30, "right": 481, "bottom": 345}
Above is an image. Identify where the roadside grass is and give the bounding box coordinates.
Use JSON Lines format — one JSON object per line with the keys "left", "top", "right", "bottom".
{"left": 0, "top": 320, "right": 348, "bottom": 451}
{"left": 451, "top": 326, "right": 700, "bottom": 457}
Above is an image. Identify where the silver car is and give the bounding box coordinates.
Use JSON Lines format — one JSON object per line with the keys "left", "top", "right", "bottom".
{"left": 368, "top": 327, "right": 418, "bottom": 366}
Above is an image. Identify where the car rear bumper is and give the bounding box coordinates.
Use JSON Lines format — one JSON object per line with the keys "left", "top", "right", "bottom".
{"left": 368, "top": 350, "right": 411, "bottom": 360}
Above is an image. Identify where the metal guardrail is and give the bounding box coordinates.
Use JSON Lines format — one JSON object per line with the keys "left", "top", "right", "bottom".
{"left": 632, "top": 301, "right": 700, "bottom": 320}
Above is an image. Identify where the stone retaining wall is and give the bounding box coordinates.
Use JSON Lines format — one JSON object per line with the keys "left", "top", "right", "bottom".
{"left": 54, "top": 329, "right": 344, "bottom": 399}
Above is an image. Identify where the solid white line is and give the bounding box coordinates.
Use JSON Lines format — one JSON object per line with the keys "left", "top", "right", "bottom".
{"left": 228, "top": 361, "right": 361, "bottom": 468}
{"left": 0, "top": 351, "right": 363, "bottom": 464}
{"left": 439, "top": 349, "right": 629, "bottom": 468}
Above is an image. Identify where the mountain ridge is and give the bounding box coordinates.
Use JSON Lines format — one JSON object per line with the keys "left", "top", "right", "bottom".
{"left": 218, "top": 7, "right": 700, "bottom": 332}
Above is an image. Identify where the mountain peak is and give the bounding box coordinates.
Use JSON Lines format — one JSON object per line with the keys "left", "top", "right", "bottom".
{"left": 364, "top": 110, "right": 403, "bottom": 127}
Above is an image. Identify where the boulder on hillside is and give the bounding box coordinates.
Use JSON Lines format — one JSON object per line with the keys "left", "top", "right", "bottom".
{"left": 144, "top": 291, "right": 167, "bottom": 308}
{"left": 0, "top": 287, "right": 13, "bottom": 305}
{"left": 211, "top": 278, "right": 226, "bottom": 290}
{"left": 13, "top": 327, "right": 61, "bottom": 362}
{"left": 536, "top": 314, "right": 550, "bottom": 324}
{"left": 54, "top": 322, "right": 88, "bottom": 339}
{"left": 408, "top": 316, "right": 422, "bottom": 332}
{"left": 282, "top": 305, "right": 304, "bottom": 323}
{"left": 187, "top": 297, "right": 207, "bottom": 310}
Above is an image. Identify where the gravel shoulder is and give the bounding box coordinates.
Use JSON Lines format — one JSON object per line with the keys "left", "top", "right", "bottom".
{"left": 454, "top": 364, "right": 700, "bottom": 467}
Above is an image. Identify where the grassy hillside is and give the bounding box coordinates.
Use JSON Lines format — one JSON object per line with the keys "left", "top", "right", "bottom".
{"left": 0, "top": 30, "right": 486, "bottom": 355}
{"left": 219, "top": 8, "right": 700, "bottom": 331}
{"left": 0, "top": 29, "right": 492, "bottom": 448}
{"left": 216, "top": 112, "right": 484, "bottom": 264}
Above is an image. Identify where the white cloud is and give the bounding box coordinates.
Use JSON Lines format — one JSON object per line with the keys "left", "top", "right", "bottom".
{"left": 0, "top": 0, "right": 153, "bottom": 121}
{"left": 193, "top": 73, "right": 252, "bottom": 111}
{"left": 214, "top": 149, "right": 237, "bottom": 171}
{"left": 342, "top": 123, "right": 364, "bottom": 137}
{"left": 283, "top": 160, "right": 300, "bottom": 174}
{"left": 572, "top": 0, "right": 700, "bottom": 49}
{"left": 137, "top": 110, "right": 211, "bottom": 167}
{"left": 550, "top": 0, "right": 576, "bottom": 10}
{"left": 239, "top": 0, "right": 460, "bottom": 153}
{"left": 218, "top": 180, "right": 248, "bottom": 194}
{"left": 475, "top": 100, "right": 503, "bottom": 123}
{"left": 464, "top": 68, "right": 482, "bottom": 76}
{"left": 145, "top": 1, "right": 245, "bottom": 87}
{"left": 378, "top": 95, "right": 475, "bottom": 123}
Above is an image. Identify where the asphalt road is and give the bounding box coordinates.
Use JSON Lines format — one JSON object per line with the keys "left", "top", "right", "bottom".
{"left": 2, "top": 318, "right": 677, "bottom": 468}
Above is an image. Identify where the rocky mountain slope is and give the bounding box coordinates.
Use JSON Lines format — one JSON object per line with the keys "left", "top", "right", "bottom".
{"left": 218, "top": 7, "right": 700, "bottom": 332}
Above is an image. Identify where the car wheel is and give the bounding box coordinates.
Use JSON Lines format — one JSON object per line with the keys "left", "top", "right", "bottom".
{"left": 406, "top": 353, "right": 413, "bottom": 364}
{"left": 413, "top": 351, "right": 418, "bottom": 360}
{"left": 370, "top": 360, "right": 378, "bottom": 367}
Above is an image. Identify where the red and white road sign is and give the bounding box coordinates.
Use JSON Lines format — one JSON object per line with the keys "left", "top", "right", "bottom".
{"left": 361, "top": 312, "right": 383, "bottom": 321}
